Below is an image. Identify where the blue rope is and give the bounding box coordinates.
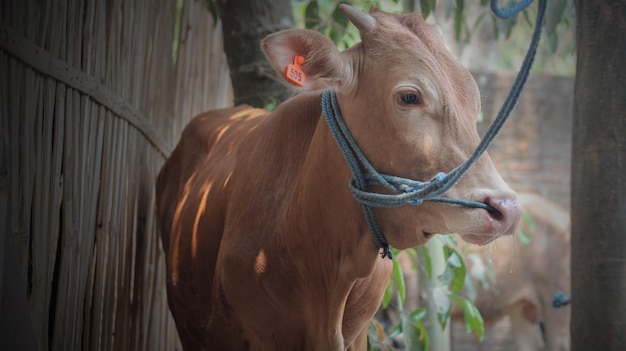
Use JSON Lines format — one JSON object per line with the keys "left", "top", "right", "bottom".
{"left": 552, "top": 292, "right": 571, "bottom": 308}
{"left": 491, "top": 0, "right": 534, "bottom": 19}
{"left": 321, "top": 0, "right": 546, "bottom": 259}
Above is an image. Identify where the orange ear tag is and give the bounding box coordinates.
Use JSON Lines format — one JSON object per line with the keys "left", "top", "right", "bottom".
{"left": 285, "top": 55, "right": 306, "bottom": 87}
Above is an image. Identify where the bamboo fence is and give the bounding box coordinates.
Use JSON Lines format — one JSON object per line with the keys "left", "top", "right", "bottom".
{"left": 0, "top": 0, "right": 232, "bottom": 350}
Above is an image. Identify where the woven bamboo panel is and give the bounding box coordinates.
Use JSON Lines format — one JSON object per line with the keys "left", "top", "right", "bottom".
{"left": 0, "top": 0, "right": 232, "bottom": 350}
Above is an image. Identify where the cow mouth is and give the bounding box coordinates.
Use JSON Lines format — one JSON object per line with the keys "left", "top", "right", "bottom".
{"left": 420, "top": 197, "right": 519, "bottom": 246}
{"left": 461, "top": 206, "right": 518, "bottom": 246}
{"left": 460, "top": 233, "right": 501, "bottom": 246}
{"left": 450, "top": 197, "right": 520, "bottom": 246}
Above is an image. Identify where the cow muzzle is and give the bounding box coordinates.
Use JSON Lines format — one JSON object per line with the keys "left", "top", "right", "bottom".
{"left": 458, "top": 194, "right": 522, "bottom": 246}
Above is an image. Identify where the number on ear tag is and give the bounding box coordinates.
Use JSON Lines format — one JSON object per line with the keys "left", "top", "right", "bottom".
{"left": 285, "top": 55, "right": 306, "bottom": 87}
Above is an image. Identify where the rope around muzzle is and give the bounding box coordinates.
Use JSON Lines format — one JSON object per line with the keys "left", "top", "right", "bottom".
{"left": 321, "top": 0, "right": 547, "bottom": 259}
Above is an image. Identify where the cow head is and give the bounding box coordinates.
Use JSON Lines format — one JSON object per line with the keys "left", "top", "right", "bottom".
{"left": 262, "top": 5, "right": 521, "bottom": 249}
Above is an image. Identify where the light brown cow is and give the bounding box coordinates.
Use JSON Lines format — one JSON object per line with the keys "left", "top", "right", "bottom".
{"left": 450, "top": 192, "right": 571, "bottom": 351}
{"left": 156, "top": 5, "right": 521, "bottom": 350}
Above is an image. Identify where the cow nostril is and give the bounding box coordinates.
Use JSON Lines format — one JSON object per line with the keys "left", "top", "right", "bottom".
{"left": 480, "top": 199, "right": 504, "bottom": 220}
{"left": 487, "top": 206, "right": 504, "bottom": 221}
{"left": 484, "top": 197, "right": 512, "bottom": 222}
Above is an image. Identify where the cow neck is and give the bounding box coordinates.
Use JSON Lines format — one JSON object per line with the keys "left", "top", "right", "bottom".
{"left": 285, "top": 95, "right": 382, "bottom": 277}
{"left": 321, "top": 91, "right": 394, "bottom": 259}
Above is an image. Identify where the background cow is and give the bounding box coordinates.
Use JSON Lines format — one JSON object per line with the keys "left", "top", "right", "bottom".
{"left": 156, "top": 5, "right": 521, "bottom": 350}
{"left": 451, "top": 192, "right": 570, "bottom": 351}
{"left": 381, "top": 192, "right": 570, "bottom": 350}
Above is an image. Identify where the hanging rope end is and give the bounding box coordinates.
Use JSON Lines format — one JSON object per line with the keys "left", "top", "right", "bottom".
{"left": 380, "top": 245, "right": 394, "bottom": 260}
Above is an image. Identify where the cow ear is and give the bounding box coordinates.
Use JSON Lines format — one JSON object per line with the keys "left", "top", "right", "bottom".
{"left": 262, "top": 29, "right": 351, "bottom": 91}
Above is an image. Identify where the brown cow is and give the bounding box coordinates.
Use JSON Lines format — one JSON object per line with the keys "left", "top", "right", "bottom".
{"left": 450, "top": 192, "right": 571, "bottom": 351}
{"left": 156, "top": 5, "right": 521, "bottom": 350}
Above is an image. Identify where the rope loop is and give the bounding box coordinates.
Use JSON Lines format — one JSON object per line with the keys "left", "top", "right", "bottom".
{"left": 490, "top": 0, "right": 534, "bottom": 19}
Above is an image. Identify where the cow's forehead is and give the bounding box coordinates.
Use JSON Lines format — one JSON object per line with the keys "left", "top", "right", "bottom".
{"left": 351, "top": 10, "right": 479, "bottom": 113}
{"left": 342, "top": 11, "right": 472, "bottom": 114}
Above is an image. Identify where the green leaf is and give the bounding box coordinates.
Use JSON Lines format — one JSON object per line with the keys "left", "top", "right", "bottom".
{"left": 453, "top": 296, "right": 485, "bottom": 341}
{"left": 442, "top": 246, "right": 467, "bottom": 294}
{"left": 454, "top": 2, "right": 463, "bottom": 41}
{"left": 503, "top": 15, "right": 518, "bottom": 39}
{"left": 421, "top": 245, "right": 433, "bottom": 280}
{"left": 463, "top": 15, "right": 472, "bottom": 42}
{"left": 393, "top": 256, "right": 407, "bottom": 305}
{"left": 406, "top": 0, "right": 419, "bottom": 12}
{"left": 419, "top": 0, "right": 431, "bottom": 18}
{"left": 454, "top": 0, "right": 465, "bottom": 41}
{"left": 445, "top": 0, "right": 454, "bottom": 19}
{"left": 428, "top": 0, "right": 437, "bottom": 16}
{"left": 437, "top": 305, "right": 451, "bottom": 331}
{"left": 432, "top": 286, "right": 451, "bottom": 316}
{"left": 522, "top": 6, "right": 533, "bottom": 27}
{"left": 517, "top": 229, "right": 532, "bottom": 246}
{"left": 391, "top": 246, "right": 401, "bottom": 258}
{"left": 332, "top": 2, "right": 350, "bottom": 28}
{"left": 463, "top": 270, "right": 478, "bottom": 302}
{"left": 521, "top": 211, "right": 536, "bottom": 231}
{"left": 368, "top": 319, "right": 386, "bottom": 344}
{"left": 382, "top": 275, "right": 393, "bottom": 309}
{"left": 402, "top": 313, "right": 428, "bottom": 350}
{"left": 329, "top": 2, "right": 350, "bottom": 44}
{"left": 477, "top": 110, "right": 485, "bottom": 123}
{"left": 545, "top": 0, "right": 567, "bottom": 35}
{"left": 304, "top": 1, "right": 320, "bottom": 30}
{"left": 329, "top": 28, "right": 342, "bottom": 45}
{"left": 438, "top": 266, "right": 453, "bottom": 287}
{"left": 388, "top": 323, "right": 403, "bottom": 338}
{"left": 445, "top": 248, "right": 462, "bottom": 268}
{"left": 456, "top": 0, "right": 464, "bottom": 12}
{"left": 413, "top": 320, "right": 430, "bottom": 351}
{"left": 263, "top": 96, "right": 278, "bottom": 112}
{"left": 409, "top": 308, "right": 427, "bottom": 322}
{"left": 491, "top": 14, "right": 500, "bottom": 39}
{"left": 206, "top": 0, "right": 219, "bottom": 24}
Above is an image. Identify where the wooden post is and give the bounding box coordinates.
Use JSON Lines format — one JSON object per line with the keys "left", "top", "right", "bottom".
{"left": 571, "top": 1, "right": 626, "bottom": 350}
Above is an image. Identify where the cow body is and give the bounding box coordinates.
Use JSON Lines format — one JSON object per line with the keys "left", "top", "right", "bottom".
{"left": 451, "top": 192, "right": 571, "bottom": 351}
{"left": 157, "top": 6, "right": 520, "bottom": 350}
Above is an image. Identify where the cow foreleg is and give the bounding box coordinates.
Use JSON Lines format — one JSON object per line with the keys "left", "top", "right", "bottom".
{"left": 346, "top": 327, "right": 368, "bottom": 351}
{"left": 509, "top": 306, "right": 545, "bottom": 351}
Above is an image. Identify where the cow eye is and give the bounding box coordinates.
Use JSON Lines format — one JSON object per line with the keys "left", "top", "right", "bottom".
{"left": 396, "top": 91, "right": 421, "bottom": 106}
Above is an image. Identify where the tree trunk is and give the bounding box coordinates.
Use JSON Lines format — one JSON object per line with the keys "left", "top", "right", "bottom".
{"left": 571, "top": 1, "right": 626, "bottom": 350}
{"left": 217, "top": 0, "right": 295, "bottom": 107}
